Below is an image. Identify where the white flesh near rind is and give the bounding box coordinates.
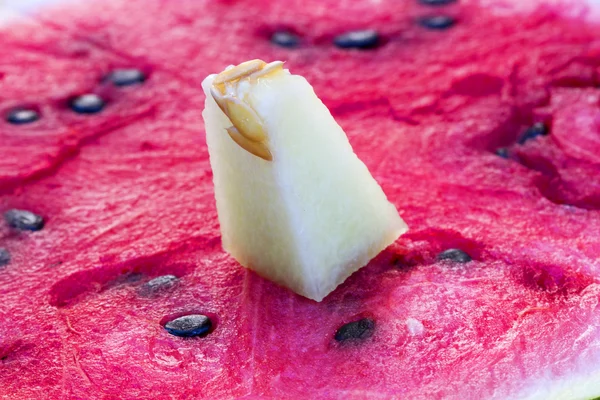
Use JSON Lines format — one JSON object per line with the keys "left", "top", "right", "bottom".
{"left": 202, "top": 64, "right": 407, "bottom": 301}
{"left": 509, "top": 367, "right": 600, "bottom": 400}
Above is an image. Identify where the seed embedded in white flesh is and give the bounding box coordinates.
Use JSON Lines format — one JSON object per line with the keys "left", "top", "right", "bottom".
{"left": 223, "top": 97, "right": 267, "bottom": 142}
{"left": 225, "top": 126, "right": 272, "bottom": 161}
{"left": 202, "top": 60, "right": 408, "bottom": 301}
{"left": 249, "top": 60, "right": 285, "bottom": 80}
{"left": 213, "top": 59, "right": 266, "bottom": 86}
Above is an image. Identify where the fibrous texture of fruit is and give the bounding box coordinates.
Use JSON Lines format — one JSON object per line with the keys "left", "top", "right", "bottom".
{"left": 1, "top": 0, "right": 600, "bottom": 399}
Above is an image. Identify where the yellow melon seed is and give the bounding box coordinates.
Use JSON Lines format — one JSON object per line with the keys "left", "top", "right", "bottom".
{"left": 226, "top": 126, "right": 273, "bottom": 161}
{"left": 224, "top": 97, "right": 267, "bottom": 142}
{"left": 249, "top": 61, "right": 285, "bottom": 80}
{"left": 210, "top": 86, "right": 228, "bottom": 115}
{"left": 213, "top": 59, "right": 267, "bottom": 85}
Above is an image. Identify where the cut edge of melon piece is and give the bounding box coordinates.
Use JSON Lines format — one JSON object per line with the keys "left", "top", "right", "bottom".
{"left": 201, "top": 60, "right": 408, "bottom": 301}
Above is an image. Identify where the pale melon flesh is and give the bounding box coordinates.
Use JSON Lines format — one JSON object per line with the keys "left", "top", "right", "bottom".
{"left": 202, "top": 61, "right": 407, "bottom": 301}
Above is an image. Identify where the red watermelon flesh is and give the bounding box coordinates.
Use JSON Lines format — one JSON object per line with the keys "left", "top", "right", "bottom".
{"left": 1, "top": 0, "right": 600, "bottom": 398}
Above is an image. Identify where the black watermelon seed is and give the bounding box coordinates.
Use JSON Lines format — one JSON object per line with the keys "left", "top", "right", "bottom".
{"left": 6, "top": 108, "right": 39, "bottom": 125}
{"left": 4, "top": 209, "right": 45, "bottom": 231}
{"left": 419, "top": 0, "right": 458, "bottom": 6}
{"left": 334, "top": 318, "right": 375, "bottom": 342}
{"left": 419, "top": 15, "right": 457, "bottom": 30}
{"left": 517, "top": 123, "right": 548, "bottom": 145}
{"left": 0, "top": 248, "right": 10, "bottom": 267}
{"left": 334, "top": 30, "right": 380, "bottom": 50}
{"left": 437, "top": 248, "right": 472, "bottom": 263}
{"left": 495, "top": 148, "right": 510, "bottom": 159}
{"left": 164, "top": 315, "right": 212, "bottom": 338}
{"left": 271, "top": 31, "right": 300, "bottom": 48}
{"left": 137, "top": 274, "right": 179, "bottom": 297}
{"left": 70, "top": 94, "right": 105, "bottom": 114}
{"left": 106, "top": 68, "right": 146, "bottom": 87}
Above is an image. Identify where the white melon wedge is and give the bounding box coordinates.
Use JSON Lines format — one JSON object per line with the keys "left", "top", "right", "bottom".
{"left": 201, "top": 60, "right": 408, "bottom": 301}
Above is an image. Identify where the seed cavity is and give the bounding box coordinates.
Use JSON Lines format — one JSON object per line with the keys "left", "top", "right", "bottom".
{"left": 6, "top": 108, "right": 39, "bottom": 125}
{"left": 271, "top": 31, "right": 300, "bottom": 48}
{"left": 4, "top": 209, "right": 45, "bottom": 231}
{"left": 495, "top": 147, "right": 510, "bottom": 159}
{"left": 0, "top": 248, "right": 10, "bottom": 267}
{"left": 137, "top": 274, "right": 179, "bottom": 297}
{"left": 164, "top": 314, "right": 213, "bottom": 338}
{"left": 334, "top": 30, "right": 380, "bottom": 50}
{"left": 211, "top": 60, "right": 285, "bottom": 161}
{"left": 437, "top": 248, "right": 472, "bottom": 263}
{"left": 419, "top": 0, "right": 457, "bottom": 6}
{"left": 334, "top": 318, "right": 375, "bottom": 342}
{"left": 419, "top": 15, "right": 457, "bottom": 30}
{"left": 106, "top": 68, "right": 146, "bottom": 87}
{"left": 70, "top": 94, "right": 105, "bottom": 114}
{"left": 518, "top": 123, "right": 548, "bottom": 145}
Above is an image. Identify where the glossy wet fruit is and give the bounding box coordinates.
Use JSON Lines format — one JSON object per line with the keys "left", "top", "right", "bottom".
{"left": 164, "top": 314, "right": 212, "bottom": 337}
{"left": 333, "top": 30, "right": 380, "bottom": 49}
{"left": 70, "top": 94, "right": 106, "bottom": 114}
{"left": 270, "top": 31, "right": 301, "bottom": 48}
{"left": 5, "top": 108, "right": 39, "bottom": 125}
{"left": 106, "top": 68, "right": 147, "bottom": 87}
{"left": 334, "top": 318, "right": 376, "bottom": 342}
{"left": 1, "top": 0, "right": 600, "bottom": 399}
{"left": 4, "top": 209, "right": 44, "bottom": 231}
{"left": 437, "top": 248, "right": 472, "bottom": 263}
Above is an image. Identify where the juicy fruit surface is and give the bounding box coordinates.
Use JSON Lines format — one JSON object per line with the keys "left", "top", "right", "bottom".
{"left": 1, "top": 0, "right": 600, "bottom": 399}
{"left": 203, "top": 68, "right": 407, "bottom": 301}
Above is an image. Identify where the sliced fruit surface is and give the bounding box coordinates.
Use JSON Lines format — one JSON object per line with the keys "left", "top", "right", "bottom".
{"left": 0, "top": 0, "right": 600, "bottom": 399}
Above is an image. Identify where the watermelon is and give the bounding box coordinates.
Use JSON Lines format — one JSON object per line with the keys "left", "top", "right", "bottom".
{"left": 1, "top": 0, "right": 600, "bottom": 398}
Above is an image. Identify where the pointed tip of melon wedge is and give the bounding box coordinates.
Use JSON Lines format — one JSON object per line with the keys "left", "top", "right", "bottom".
{"left": 202, "top": 60, "right": 408, "bottom": 302}
{"left": 304, "top": 224, "right": 409, "bottom": 302}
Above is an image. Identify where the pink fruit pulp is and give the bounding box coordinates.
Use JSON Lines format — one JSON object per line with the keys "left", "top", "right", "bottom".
{"left": 1, "top": 0, "right": 600, "bottom": 398}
